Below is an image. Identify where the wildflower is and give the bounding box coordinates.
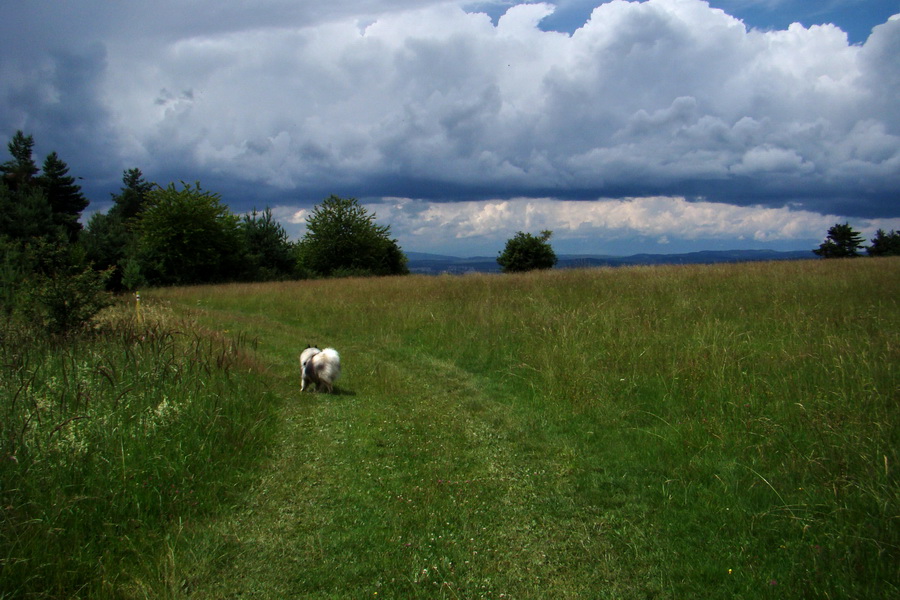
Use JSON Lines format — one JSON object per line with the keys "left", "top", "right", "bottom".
{"left": 769, "top": 579, "right": 778, "bottom": 586}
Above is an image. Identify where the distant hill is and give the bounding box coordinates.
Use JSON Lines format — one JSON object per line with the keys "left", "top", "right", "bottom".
{"left": 405, "top": 249, "right": 817, "bottom": 274}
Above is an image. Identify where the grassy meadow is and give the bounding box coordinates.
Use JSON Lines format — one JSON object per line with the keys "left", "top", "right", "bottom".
{"left": 2, "top": 257, "right": 898, "bottom": 598}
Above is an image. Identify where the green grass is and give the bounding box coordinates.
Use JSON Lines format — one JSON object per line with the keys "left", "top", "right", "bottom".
{"left": 0, "top": 302, "right": 281, "bottom": 598}
{"left": 3, "top": 258, "right": 898, "bottom": 598}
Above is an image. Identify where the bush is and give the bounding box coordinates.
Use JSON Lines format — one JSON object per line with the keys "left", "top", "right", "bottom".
{"left": 1, "top": 238, "right": 112, "bottom": 335}
{"left": 25, "top": 264, "right": 112, "bottom": 335}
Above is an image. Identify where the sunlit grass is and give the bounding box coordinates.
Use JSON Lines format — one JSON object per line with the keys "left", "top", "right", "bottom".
{"left": 4, "top": 257, "right": 896, "bottom": 598}
{"left": 148, "top": 257, "right": 898, "bottom": 599}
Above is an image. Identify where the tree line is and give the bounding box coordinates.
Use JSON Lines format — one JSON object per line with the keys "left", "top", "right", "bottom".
{"left": 0, "top": 131, "right": 407, "bottom": 334}
{"left": 814, "top": 223, "right": 900, "bottom": 258}
{"left": 3, "top": 128, "right": 895, "bottom": 332}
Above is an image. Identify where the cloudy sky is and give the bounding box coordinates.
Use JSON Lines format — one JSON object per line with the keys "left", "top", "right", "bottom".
{"left": 3, "top": 0, "right": 899, "bottom": 256}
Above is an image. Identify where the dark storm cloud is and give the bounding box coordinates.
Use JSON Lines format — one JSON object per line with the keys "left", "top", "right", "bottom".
{"left": 1, "top": 1, "right": 898, "bottom": 253}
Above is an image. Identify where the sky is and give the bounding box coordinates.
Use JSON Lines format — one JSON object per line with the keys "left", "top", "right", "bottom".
{"left": 2, "top": 0, "right": 899, "bottom": 257}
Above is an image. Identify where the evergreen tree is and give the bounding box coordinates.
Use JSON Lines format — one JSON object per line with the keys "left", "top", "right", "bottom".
{"left": 240, "top": 207, "right": 296, "bottom": 280}
{"left": 39, "top": 151, "right": 89, "bottom": 241}
{"left": 109, "top": 167, "right": 153, "bottom": 224}
{"left": 83, "top": 168, "right": 153, "bottom": 290}
{"left": 82, "top": 210, "right": 132, "bottom": 289}
{"left": 813, "top": 223, "right": 866, "bottom": 258}
{"left": 22, "top": 239, "right": 112, "bottom": 335}
{"left": 0, "top": 132, "right": 88, "bottom": 242}
{"left": 0, "top": 181, "right": 57, "bottom": 240}
{"left": 867, "top": 229, "right": 900, "bottom": 257}
{"left": 497, "top": 230, "right": 558, "bottom": 273}
{"left": 0, "top": 130, "right": 39, "bottom": 191}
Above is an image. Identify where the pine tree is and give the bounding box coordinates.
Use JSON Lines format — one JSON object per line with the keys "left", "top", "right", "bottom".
{"left": 83, "top": 168, "right": 152, "bottom": 290}
{"left": 40, "top": 151, "right": 89, "bottom": 241}
{"left": 0, "top": 130, "right": 39, "bottom": 191}
{"left": 867, "top": 229, "right": 900, "bottom": 257}
{"left": 240, "top": 207, "right": 296, "bottom": 280}
{"left": 0, "top": 181, "right": 56, "bottom": 240}
{"left": 813, "top": 223, "right": 866, "bottom": 258}
{"left": 109, "top": 168, "right": 153, "bottom": 224}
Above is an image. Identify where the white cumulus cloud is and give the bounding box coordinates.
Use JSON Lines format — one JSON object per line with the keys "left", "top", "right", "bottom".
{"left": 2, "top": 0, "right": 899, "bottom": 254}
{"left": 69, "top": 0, "right": 896, "bottom": 218}
{"left": 359, "top": 196, "right": 900, "bottom": 255}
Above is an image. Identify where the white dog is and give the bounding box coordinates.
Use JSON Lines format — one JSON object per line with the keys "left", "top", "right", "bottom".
{"left": 300, "top": 346, "right": 341, "bottom": 393}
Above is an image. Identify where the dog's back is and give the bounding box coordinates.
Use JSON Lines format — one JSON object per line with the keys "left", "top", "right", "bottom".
{"left": 301, "top": 347, "right": 340, "bottom": 393}
{"left": 314, "top": 348, "right": 341, "bottom": 392}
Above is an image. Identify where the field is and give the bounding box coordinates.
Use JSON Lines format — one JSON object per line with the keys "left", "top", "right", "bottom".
{"left": 2, "top": 258, "right": 898, "bottom": 598}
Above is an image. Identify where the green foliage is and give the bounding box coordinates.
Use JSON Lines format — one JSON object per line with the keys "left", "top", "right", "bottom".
{"left": 0, "top": 132, "right": 88, "bottom": 243}
{"left": 813, "top": 222, "right": 866, "bottom": 258}
{"left": 0, "top": 238, "right": 30, "bottom": 315}
{"left": 867, "top": 228, "right": 900, "bottom": 256}
{"left": 82, "top": 210, "right": 130, "bottom": 288}
{"left": 83, "top": 168, "right": 153, "bottom": 290}
{"left": 1, "top": 235, "right": 111, "bottom": 335}
{"left": 497, "top": 229, "right": 558, "bottom": 272}
{"left": 239, "top": 207, "right": 297, "bottom": 281}
{"left": 297, "top": 195, "right": 408, "bottom": 277}
{"left": 0, "top": 181, "right": 58, "bottom": 240}
{"left": 137, "top": 181, "right": 242, "bottom": 285}
{"left": 120, "top": 257, "right": 145, "bottom": 291}
{"left": 0, "top": 132, "right": 105, "bottom": 334}
{"left": 20, "top": 240, "right": 113, "bottom": 335}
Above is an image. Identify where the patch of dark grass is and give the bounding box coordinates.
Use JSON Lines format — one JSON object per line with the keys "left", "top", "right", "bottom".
{"left": 0, "top": 300, "right": 281, "bottom": 598}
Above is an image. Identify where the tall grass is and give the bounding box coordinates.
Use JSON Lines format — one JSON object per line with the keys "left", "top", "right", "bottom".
{"left": 6, "top": 258, "right": 894, "bottom": 598}
{"left": 153, "top": 258, "right": 898, "bottom": 598}
{"left": 0, "top": 301, "right": 280, "bottom": 598}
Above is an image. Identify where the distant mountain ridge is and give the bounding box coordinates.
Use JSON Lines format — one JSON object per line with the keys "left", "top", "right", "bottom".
{"left": 405, "top": 249, "right": 817, "bottom": 274}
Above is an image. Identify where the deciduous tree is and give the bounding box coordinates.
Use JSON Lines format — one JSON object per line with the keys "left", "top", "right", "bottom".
{"left": 297, "top": 195, "right": 408, "bottom": 277}
{"left": 497, "top": 230, "right": 558, "bottom": 273}
{"left": 137, "top": 182, "right": 242, "bottom": 285}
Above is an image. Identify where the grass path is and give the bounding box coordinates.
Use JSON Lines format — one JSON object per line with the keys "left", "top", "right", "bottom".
{"left": 152, "top": 261, "right": 899, "bottom": 599}
{"left": 169, "top": 305, "right": 647, "bottom": 599}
